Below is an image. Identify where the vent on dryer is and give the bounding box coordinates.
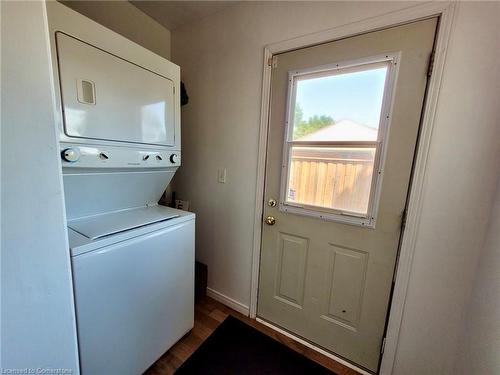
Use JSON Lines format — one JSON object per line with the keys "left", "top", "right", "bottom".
{"left": 77, "top": 79, "right": 96, "bottom": 105}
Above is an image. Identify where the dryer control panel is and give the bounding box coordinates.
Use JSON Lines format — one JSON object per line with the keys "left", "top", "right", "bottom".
{"left": 61, "top": 143, "right": 180, "bottom": 169}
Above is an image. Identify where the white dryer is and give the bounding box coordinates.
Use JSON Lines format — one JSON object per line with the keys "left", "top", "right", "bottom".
{"left": 45, "top": 3, "right": 194, "bottom": 374}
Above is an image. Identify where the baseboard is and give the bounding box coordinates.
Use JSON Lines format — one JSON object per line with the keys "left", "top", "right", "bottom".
{"left": 206, "top": 287, "right": 250, "bottom": 316}
{"left": 256, "top": 318, "right": 372, "bottom": 375}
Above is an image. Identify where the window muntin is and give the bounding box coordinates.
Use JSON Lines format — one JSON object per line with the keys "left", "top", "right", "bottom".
{"left": 280, "top": 57, "right": 395, "bottom": 225}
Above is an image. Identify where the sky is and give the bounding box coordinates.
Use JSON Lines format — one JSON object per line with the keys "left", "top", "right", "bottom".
{"left": 295, "top": 66, "right": 387, "bottom": 129}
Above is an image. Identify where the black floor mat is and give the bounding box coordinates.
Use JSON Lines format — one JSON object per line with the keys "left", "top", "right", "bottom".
{"left": 175, "top": 316, "right": 335, "bottom": 374}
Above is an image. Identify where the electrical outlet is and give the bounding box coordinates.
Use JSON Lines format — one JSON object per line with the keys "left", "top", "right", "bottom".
{"left": 218, "top": 168, "right": 227, "bottom": 183}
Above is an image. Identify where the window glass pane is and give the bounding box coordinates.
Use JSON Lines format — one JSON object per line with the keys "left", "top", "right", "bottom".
{"left": 286, "top": 146, "right": 375, "bottom": 215}
{"left": 292, "top": 66, "right": 387, "bottom": 141}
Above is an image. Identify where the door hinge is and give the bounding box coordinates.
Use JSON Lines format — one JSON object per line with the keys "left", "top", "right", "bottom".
{"left": 401, "top": 207, "right": 408, "bottom": 231}
{"left": 268, "top": 55, "right": 278, "bottom": 68}
{"left": 427, "top": 50, "right": 435, "bottom": 77}
{"left": 380, "top": 337, "right": 387, "bottom": 354}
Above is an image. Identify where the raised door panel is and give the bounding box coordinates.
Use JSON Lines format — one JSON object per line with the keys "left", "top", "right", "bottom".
{"left": 274, "top": 233, "right": 309, "bottom": 308}
{"left": 322, "top": 245, "right": 368, "bottom": 330}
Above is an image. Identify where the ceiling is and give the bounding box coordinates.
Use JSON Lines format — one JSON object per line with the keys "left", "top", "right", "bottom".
{"left": 130, "top": 1, "right": 238, "bottom": 31}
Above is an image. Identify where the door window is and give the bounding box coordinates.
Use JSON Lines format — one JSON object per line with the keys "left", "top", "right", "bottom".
{"left": 280, "top": 56, "right": 397, "bottom": 226}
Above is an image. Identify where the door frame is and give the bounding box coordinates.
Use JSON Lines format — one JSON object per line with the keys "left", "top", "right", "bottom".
{"left": 250, "top": 2, "right": 457, "bottom": 374}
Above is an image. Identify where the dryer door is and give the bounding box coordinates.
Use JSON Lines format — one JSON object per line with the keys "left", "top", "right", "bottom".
{"left": 56, "top": 32, "right": 175, "bottom": 146}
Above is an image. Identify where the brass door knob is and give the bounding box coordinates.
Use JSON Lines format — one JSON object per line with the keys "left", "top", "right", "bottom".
{"left": 265, "top": 216, "right": 276, "bottom": 225}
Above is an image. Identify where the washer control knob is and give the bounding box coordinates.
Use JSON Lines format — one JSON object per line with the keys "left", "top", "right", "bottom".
{"left": 170, "top": 154, "right": 179, "bottom": 164}
{"left": 61, "top": 148, "right": 80, "bottom": 163}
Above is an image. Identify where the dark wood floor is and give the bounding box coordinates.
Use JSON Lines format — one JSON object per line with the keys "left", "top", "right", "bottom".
{"left": 145, "top": 296, "right": 360, "bottom": 375}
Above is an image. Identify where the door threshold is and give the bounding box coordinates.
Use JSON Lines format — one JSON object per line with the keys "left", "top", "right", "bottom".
{"left": 256, "top": 317, "right": 372, "bottom": 375}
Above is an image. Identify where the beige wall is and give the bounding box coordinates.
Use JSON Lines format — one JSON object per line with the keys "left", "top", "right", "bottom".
{"left": 456, "top": 177, "right": 500, "bottom": 375}
{"left": 392, "top": 3, "right": 500, "bottom": 373}
{"left": 60, "top": 0, "right": 171, "bottom": 59}
{"left": 172, "top": 1, "right": 500, "bottom": 373}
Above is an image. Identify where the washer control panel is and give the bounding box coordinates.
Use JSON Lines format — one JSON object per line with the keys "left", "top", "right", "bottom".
{"left": 60, "top": 144, "right": 181, "bottom": 168}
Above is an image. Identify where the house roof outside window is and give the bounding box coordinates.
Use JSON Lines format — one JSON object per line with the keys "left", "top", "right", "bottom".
{"left": 296, "top": 119, "right": 378, "bottom": 142}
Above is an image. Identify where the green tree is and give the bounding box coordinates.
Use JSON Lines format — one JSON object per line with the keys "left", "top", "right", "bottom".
{"left": 293, "top": 103, "right": 334, "bottom": 139}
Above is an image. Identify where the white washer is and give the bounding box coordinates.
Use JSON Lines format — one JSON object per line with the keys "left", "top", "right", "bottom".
{"left": 68, "top": 206, "right": 195, "bottom": 375}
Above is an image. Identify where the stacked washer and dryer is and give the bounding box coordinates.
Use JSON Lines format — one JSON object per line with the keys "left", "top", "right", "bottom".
{"left": 46, "top": 3, "right": 195, "bottom": 374}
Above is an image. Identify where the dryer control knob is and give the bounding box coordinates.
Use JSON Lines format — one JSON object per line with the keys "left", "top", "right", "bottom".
{"left": 61, "top": 148, "right": 80, "bottom": 163}
{"left": 170, "top": 154, "right": 179, "bottom": 164}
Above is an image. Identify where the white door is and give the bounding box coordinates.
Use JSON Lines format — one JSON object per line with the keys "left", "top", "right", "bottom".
{"left": 258, "top": 19, "right": 437, "bottom": 372}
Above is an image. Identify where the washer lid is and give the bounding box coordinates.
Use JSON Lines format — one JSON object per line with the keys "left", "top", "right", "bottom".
{"left": 68, "top": 205, "right": 179, "bottom": 240}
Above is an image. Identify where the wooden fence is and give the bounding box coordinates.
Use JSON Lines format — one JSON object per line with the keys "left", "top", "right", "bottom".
{"left": 287, "top": 147, "right": 375, "bottom": 214}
